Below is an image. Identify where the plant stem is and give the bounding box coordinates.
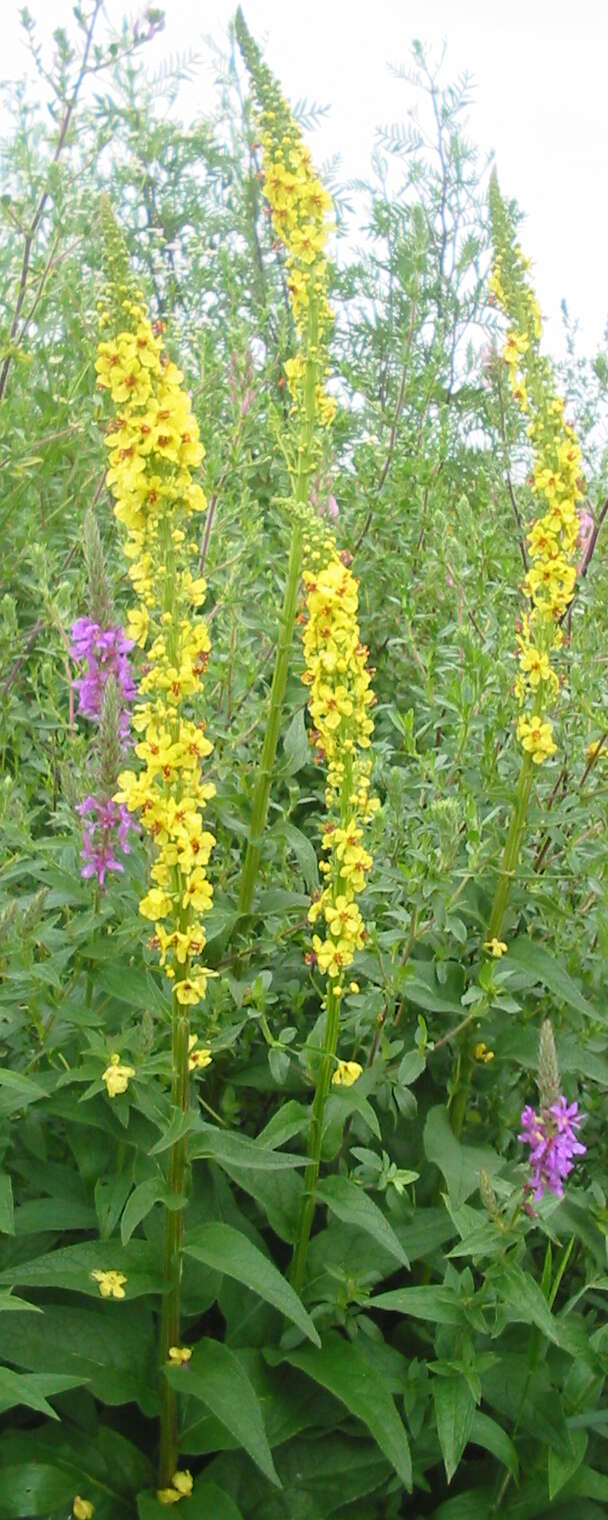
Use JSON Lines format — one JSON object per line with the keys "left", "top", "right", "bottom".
{"left": 236, "top": 518, "right": 304, "bottom": 917}
{"left": 486, "top": 751, "right": 534, "bottom": 941}
{"left": 158, "top": 997, "right": 190, "bottom": 1488}
{"left": 290, "top": 985, "right": 340, "bottom": 1294}
{"left": 451, "top": 752, "right": 534, "bottom": 1137}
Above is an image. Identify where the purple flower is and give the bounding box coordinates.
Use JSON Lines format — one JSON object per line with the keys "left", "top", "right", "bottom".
{"left": 76, "top": 795, "right": 136, "bottom": 890}
{"left": 519, "top": 1096, "right": 586, "bottom": 1201}
{"left": 70, "top": 618, "right": 136, "bottom": 729}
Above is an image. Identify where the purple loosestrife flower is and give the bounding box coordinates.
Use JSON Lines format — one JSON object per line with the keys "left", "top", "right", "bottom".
{"left": 70, "top": 618, "right": 135, "bottom": 737}
{"left": 519, "top": 1097, "right": 586, "bottom": 1202}
{"left": 76, "top": 795, "right": 135, "bottom": 890}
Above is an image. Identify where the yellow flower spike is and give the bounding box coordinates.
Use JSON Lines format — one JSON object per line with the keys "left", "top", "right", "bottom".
{"left": 489, "top": 175, "right": 585, "bottom": 769}
{"left": 332, "top": 1060, "right": 363, "bottom": 1087}
{"left": 483, "top": 939, "right": 508, "bottom": 958}
{"left": 90, "top": 1269, "right": 127, "bottom": 1300}
{"left": 73, "top": 1500, "right": 95, "bottom": 1520}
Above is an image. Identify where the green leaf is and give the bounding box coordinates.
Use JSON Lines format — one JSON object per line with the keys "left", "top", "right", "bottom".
{"left": 268, "top": 1333, "right": 412, "bottom": 1490}
{"left": 96, "top": 961, "right": 168, "bottom": 1013}
{"left": 0, "top": 1068, "right": 48, "bottom": 1118}
{"left": 189, "top": 1123, "right": 307, "bottom": 1171}
{"left": 548, "top": 1427, "right": 588, "bottom": 1499}
{"left": 489, "top": 1261, "right": 561, "bottom": 1345}
{"left": 149, "top": 1106, "right": 196, "bottom": 1155}
{"left": 0, "top": 1239, "right": 166, "bottom": 1298}
{"left": 183, "top": 1222, "right": 320, "bottom": 1345}
{"left": 282, "top": 706, "right": 310, "bottom": 774}
{"left": 506, "top": 938, "right": 598, "bottom": 1019}
{"left": 121, "top": 1178, "right": 164, "bottom": 1244}
{"left": 0, "top": 1465, "right": 74, "bottom": 1517}
{"left": 424, "top": 1105, "right": 503, "bottom": 1205}
{"left": 0, "top": 1301, "right": 157, "bottom": 1414}
{"left": 315, "top": 1175, "right": 409, "bottom": 1266}
{"left": 0, "top": 1175, "right": 14, "bottom": 1235}
{"left": 470, "top": 1410, "right": 519, "bottom": 1480}
{"left": 281, "top": 821, "right": 319, "bottom": 892}
{"left": 166, "top": 1339, "right": 280, "bottom": 1487}
{"left": 372, "top": 1285, "right": 464, "bottom": 1325}
{"left": 432, "top": 1374, "right": 475, "bottom": 1483}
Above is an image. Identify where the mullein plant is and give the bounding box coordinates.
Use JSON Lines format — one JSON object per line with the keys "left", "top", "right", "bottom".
{"left": 234, "top": 8, "right": 336, "bottom": 918}
{"left": 485, "top": 173, "right": 584, "bottom": 943}
{"left": 451, "top": 177, "right": 585, "bottom": 1138}
{"left": 290, "top": 543, "right": 379, "bottom": 1291}
{"left": 95, "top": 200, "right": 213, "bottom": 1501}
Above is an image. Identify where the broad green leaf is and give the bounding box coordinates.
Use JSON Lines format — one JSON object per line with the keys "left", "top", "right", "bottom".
{"left": 0, "top": 1175, "right": 14, "bottom": 1235}
{"left": 470, "top": 1410, "right": 519, "bottom": 1480}
{"left": 431, "top": 1492, "right": 495, "bottom": 1519}
{"left": 96, "top": 961, "right": 168, "bottom": 1013}
{"left": 166, "top": 1339, "right": 279, "bottom": 1487}
{"left": 121, "top": 1178, "right": 165, "bottom": 1244}
{"left": 372, "top": 1285, "right": 464, "bottom": 1325}
{"left": 281, "top": 821, "right": 319, "bottom": 891}
{"left": 0, "top": 1465, "right": 74, "bottom": 1518}
{"left": 432, "top": 1374, "right": 475, "bottom": 1483}
{"left": 13, "top": 1196, "right": 96, "bottom": 1234}
{"left": 149, "top": 1106, "right": 196, "bottom": 1155}
{"left": 490, "top": 1261, "right": 561, "bottom": 1345}
{"left": 424, "top": 1105, "right": 503, "bottom": 1205}
{"left": 506, "top": 938, "right": 598, "bottom": 1019}
{"left": 183, "top": 1222, "right": 320, "bottom": 1345}
{"left": 282, "top": 706, "right": 310, "bottom": 774}
{"left": 268, "top": 1333, "right": 412, "bottom": 1489}
{"left": 0, "top": 1301, "right": 157, "bottom": 1413}
{"left": 190, "top": 1123, "right": 307, "bottom": 1171}
{"left": 548, "top": 1427, "right": 588, "bottom": 1499}
{"left": 0, "top": 1068, "right": 48, "bottom": 1119}
{"left": 0, "top": 1239, "right": 166, "bottom": 1298}
{"left": 315, "top": 1175, "right": 409, "bottom": 1266}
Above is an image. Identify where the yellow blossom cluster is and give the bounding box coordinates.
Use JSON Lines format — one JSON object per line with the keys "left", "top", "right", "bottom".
{"left": 235, "top": 8, "right": 335, "bottom": 430}
{"left": 489, "top": 174, "right": 585, "bottom": 765}
{"left": 73, "top": 1500, "right": 95, "bottom": 1520}
{"left": 95, "top": 227, "right": 215, "bottom": 1014}
{"left": 157, "top": 1470, "right": 193, "bottom": 1505}
{"left": 302, "top": 546, "right": 379, "bottom": 999}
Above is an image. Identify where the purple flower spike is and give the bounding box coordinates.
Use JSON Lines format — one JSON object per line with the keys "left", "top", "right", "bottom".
{"left": 519, "top": 1097, "right": 586, "bottom": 1202}
{"left": 77, "top": 794, "right": 136, "bottom": 890}
{"left": 70, "top": 618, "right": 136, "bottom": 728}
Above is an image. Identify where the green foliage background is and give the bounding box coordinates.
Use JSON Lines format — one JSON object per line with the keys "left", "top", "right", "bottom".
{"left": 0, "top": 5, "right": 607, "bottom": 1517}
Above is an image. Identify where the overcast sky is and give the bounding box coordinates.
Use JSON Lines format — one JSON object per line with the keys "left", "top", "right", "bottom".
{"left": 3, "top": 0, "right": 607, "bottom": 357}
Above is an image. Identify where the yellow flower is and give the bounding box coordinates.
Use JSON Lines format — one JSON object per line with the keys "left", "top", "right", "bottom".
{"left": 483, "top": 938, "right": 508, "bottom": 958}
{"left": 332, "top": 1060, "right": 363, "bottom": 1087}
{"left": 168, "top": 1345, "right": 192, "bottom": 1365}
{"left": 102, "top": 1053, "right": 135, "bottom": 1098}
{"left": 73, "top": 1501, "right": 95, "bottom": 1520}
{"left": 90, "top": 1269, "right": 127, "bottom": 1300}
{"left": 474, "top": 1042, "right": 495, "bottom": 1064}
{"left": 188, "top": 1036, "right": 213, "bottom": 1072}
{"left": 157, "top": 1471, "right": 194, "bottom": 1504}
{"left": 516, "top": 714, "right": 557, "bottom": 764}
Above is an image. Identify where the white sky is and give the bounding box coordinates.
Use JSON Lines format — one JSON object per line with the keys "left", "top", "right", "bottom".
{"left": 3, "top": 0, "right": 608, "bottom": 357}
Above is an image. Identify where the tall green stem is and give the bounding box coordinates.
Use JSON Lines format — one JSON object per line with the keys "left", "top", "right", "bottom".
{"left": 237, "top": 300, "right": 318, "bottom": 920}
{"left": 237, "top": 519, "right": 304, "bottom": 917}
{"left": 158, "top": 998, "right": 190, "bottom": 1487}
{"left": 290, "top": 985, "right": 340, "bottom": 1293}
{"left": 451, "top": 752, "right": 534, "bottom": 1138}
